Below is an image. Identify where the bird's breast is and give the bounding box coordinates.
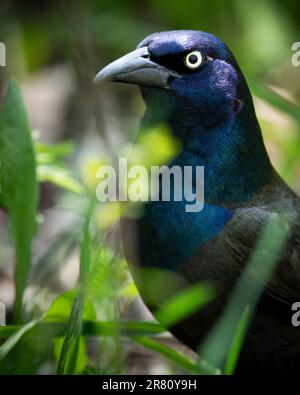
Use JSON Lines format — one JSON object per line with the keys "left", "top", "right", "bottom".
{"left": 138, "top": 199, "right": 234, "bottom": 271}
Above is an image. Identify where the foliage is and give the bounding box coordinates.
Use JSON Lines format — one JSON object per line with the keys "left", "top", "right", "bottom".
{"left": 0, "top": 80, "right": 38, "bottom": 324}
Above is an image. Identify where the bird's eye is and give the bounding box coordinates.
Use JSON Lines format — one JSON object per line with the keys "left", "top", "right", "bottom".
{"left": 184, "top": 51, "right": 203, "bottom": 70}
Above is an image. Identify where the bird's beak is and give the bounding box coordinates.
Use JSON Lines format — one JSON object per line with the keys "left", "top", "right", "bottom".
{"left": 94, "top": 46, "right": 181, "bottom": 89}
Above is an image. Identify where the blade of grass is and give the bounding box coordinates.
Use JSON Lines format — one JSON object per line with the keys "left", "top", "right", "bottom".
{"left": 0, "top": 320, "right": 165, "bottom": 341}
{"left": 0, "top": 317, "right": 42, "bottom": 361}
{"left": 56, "top": 294, "right": 83, "bottom": 374}
{"left": 56, "top": 199, "right": 94, "bottom": 374}
{"left": 154, "top": 282, "right": 215, "bottom": 329}
{"left": 250, "top": 82, "right": 300, "bottom": 124}
{"left": 223, "top": 305, "right": 251, "bottom": 375}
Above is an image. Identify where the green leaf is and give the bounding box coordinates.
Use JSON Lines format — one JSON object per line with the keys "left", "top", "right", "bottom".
{"left": 37, "top": 164, "right": 83, "bottom": 194}
{"left": 34, "top": 140, "right": 83, "bottom": 194}
{"left": 154, "top": 282, "right": 215, "bottom": 328}
{"left": 53, "top": 337, "right": 88, "bottom": 374}
{"left": 45, "top": 290, "right": 96, "bottom": 323}
{"left": 0, "top": 79, "right": 38, "bottom": 323}
{"left": 122, "top": 124, "right": 181, "bottom": 169}
{"left": 35, "top": 141, "right": 74, "bottom": 161}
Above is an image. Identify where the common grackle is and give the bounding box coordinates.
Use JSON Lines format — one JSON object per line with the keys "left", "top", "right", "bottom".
{"left": 95, "top": 30, "right": 300, "bottom": 374}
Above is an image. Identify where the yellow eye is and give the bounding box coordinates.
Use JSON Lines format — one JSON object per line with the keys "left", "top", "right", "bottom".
{"left": 184, "top": 51, "right": 203, "bottom": 70}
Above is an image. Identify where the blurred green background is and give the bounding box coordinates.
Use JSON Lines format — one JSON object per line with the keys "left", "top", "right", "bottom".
{"left": 0, "top": 0, "right": 300, "bottom": 375}
{"left": 2, "top": 0, "right": 300, "bottom": 185}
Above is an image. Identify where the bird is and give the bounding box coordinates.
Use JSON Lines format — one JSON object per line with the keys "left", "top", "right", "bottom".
{"left": 95, "top": 30, "right": 300, "bottom": 374}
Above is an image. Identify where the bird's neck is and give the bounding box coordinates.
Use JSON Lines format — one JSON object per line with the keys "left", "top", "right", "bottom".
{"left": 138, "top": 92, "right": 275, "bottom": 271}
{"left": 142, "top": 94, "right": 274, "bottom": 206}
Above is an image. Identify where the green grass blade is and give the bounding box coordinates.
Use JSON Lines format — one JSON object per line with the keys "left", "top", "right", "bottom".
{"left": 56, "top": 200, "right": 94, "bottom": 375}
{"left": 250, "top": 82, "right": 300, "bottom": 124}
{"left": 0, "top": 320, "right": 165, "bottom": 340}
{"left": 154, "top": 282, "right": 215, "bottom": 329}
{"left": 56, "top": 294, "right": 82, "bottom": 374}
{"left": 224, "top": 305, "right": 251, "bottom": 375}
{"left": 0, "top": 318, "right": 42, "bottom": 361}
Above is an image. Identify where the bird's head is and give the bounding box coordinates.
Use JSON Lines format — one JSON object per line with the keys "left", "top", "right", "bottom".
{"left": 95, "top": 30, "right": 250, "bottom": 129}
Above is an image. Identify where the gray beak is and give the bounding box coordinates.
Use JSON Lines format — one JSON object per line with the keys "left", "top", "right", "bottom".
{"left": 94, "top": 46, "right": 181, "bottom": 89}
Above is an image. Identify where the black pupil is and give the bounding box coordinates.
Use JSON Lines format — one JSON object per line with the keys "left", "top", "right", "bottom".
{"left": 188, "top": 54, "right": 199, "bottom": 64}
